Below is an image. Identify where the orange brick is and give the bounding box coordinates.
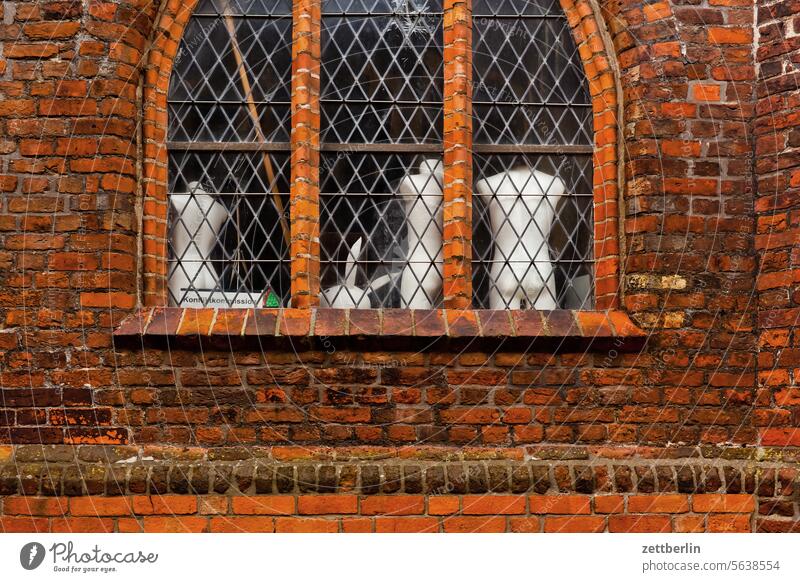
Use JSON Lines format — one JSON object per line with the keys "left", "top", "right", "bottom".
{"left": 643, "top": 1, "right": 671, "bottom": 21}
{"left": 375, "top": 517, "right": 439, "bottom": 533}
{"left": 198, "top": 496, "right": 229, "bottom": 515}
{"left": 143, "top": 517, "right": 208, "bottom": 533}
{"left": 628, "top": 494, "right": 689, "bottom": 514}
{"left": 462, "top": 495, "right": 526, "bottom": 515}
{"left": 428, "top": 496, "right": 460, "bottom": 515}
{"left": 69, "top": 497, "right": 133, "bottom": 517}
{"left": 209, "top": 517, "right": 275, "bottom": 533}
{"left": 231, "top": 496, "right": 295, "bottom": 515}
{"left": 442, "top": 516, "right": 506, "bottom": 533}
{"left": 0, "top": 516, "right": 49, "bottom": 532}
{"left": 132, "top": 495, "right": 197, "bottom": 515}
{"left": 298, "top": 495, "right": 358, "bottom": 515}
{"left": 609, "top": 515, "right": 672, "bottom": 533}
{"left": 674, "top": 515, "right": 705, "bottom": 533}
{"left": 116, "top": 518, "right": 142, "bottom": 533}
{"left": 544, "top": 516, "right": 606, "bottom": 533}
{"left": 708, "top": 27, "right": 752, "bottom": 44}
{"left": 51, "top": 517, "right": 114, "bottom": 533}
{"left": 692, "top": 83, "right": 721, "bottom": 102}
{"left": 692, "top": 494, "right": 755, "bottom": 513}
{"left": 361, "top": 496, "right": 425, "bottom": 516}
{"left": 275, "top": 518, "right": 338, "bottom": 533}
{"left": 4, "top": 496, "right": 67, "bottom": 516}
{"left": 529, "top": 495, "right": 591, "bottom": 515}
{"left": 707, "top": 514, "right": 751, "bottom": 533}
{"left": 594, "top": 495, "right": 625, "bottom": 514}
{"left": 509, "top": 517, "right": 542, "bottom": 533}
{"left": 341, "top": 517, "right": 373, "bottom": 532}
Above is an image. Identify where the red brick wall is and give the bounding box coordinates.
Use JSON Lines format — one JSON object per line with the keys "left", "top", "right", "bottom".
{"left": 0, "top": 0, "right": 796, "bottom": 533}
{"left": 755, "top": 0, "right": 800, "bottom": 448}
{"left": 0, "top": 493, "right": 757, "bottom": 533}
{"left": 0, "top": 445, "right": 790, "bottom": 532}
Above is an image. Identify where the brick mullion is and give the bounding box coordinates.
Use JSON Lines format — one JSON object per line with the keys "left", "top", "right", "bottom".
{"left": 290, "top": 0, "right": 322, "bottom": 308}
{"left": 442, "top": 0, "right": 473, "bottom": 309}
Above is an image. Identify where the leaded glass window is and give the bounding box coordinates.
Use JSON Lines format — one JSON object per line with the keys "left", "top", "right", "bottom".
{"left": 472, "top": 0, "right": 594, "bottom": 309}
{"left": 319, "top": 0, "right": 444, "bottom": 308}
{"left": 166, "top": 0, "right": 595, "bottom": 311}
{"left": 167, "top": 0, "right": 292, "bottom": 307}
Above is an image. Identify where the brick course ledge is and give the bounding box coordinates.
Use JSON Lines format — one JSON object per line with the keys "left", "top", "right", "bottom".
{"left": 113, "top": 308, "right": 645, "bottom": 341}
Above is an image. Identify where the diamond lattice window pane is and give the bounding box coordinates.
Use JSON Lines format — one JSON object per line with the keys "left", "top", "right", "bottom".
{"left": 473, "top": 0, "right": 560, "bottom": 16}
{"left": 472, "top": 154, "right": 594, "bottom": 310}
{"left": 194, "top": 0, "right": 292, "bottom": 16}
{"left": 471, "top": 1, "right": 594, "bottom": 310}
{"left": 320, "top": 154, "right": 444, "bottom": 308}
{"left": 167, "top": 3, "right": 291, "bottom": 308}
{"left": 169, "top": 14, "right": 292, "bottom": 142}
{"left": 322, "top": 0, "right": 443, "bottom": 16}
{"left": 473, "top": 11, "right": 591, "bottom": 145}
{"left": 320, "top": 1, "right": 444, "bottom": 309}
{"left": 167, "top": 151, "right": 291, "bottom": 308}
{"left": 322, "top": 6, "right": 443, "bottom": 143}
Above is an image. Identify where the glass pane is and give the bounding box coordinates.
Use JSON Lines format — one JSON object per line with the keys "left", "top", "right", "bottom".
{"left": 168, "top": 151, "right": 291, "bottom": 308}
{"left": 320, "top": 154, "right": 444, "bottom": 308}
{"left": 194, "top": 0, "right": 292, "bottom": 18}
{"left": 472, "top": 0, "right": 594, "bottom": 309}
{"left": 320, "top": 1, "right": 444, "bottom": 309}
{"left": 322, "top": 0, "right": 443, "bottom": 15}
{"left": 169, "top": 15, "right": 292, "bottom": 142}
{"left": 322, "top": 9, "right": 444, "bottom": 144}
{"left": 472, "top": 154, "right": 594, "bottom": 310}
{"left": 473, "top": 0, "right": 560, "bottom": 16}
{"left": 167, "top": 2, "right": 291, "bottom": 308}
{"left": 473, "top": 15, "right": 591, "bottom": 145}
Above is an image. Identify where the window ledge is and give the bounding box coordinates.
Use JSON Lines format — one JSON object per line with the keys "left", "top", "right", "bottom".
{"left": 114, "top": 308, "right": 645, "bottom": 342}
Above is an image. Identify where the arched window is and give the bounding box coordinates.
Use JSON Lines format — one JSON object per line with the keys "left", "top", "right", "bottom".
{"left": 167, "top": 0, "right": 293, "bottom": 308}
{"left": 319, "top": 0, "right": 444, "bottom": 309}
{"left": 164, "top": 0, "right": 596, "bottom": 311}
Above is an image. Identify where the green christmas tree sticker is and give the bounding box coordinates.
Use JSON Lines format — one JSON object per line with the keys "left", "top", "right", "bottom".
{"left": 264, "top": 289, "right": 281, "bottom": 308}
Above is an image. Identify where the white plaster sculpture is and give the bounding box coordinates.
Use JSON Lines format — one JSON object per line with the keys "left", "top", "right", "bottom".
{"left": 321, "top": 237, "right": 372, "bottom": 308}
{"left": 399, "top": 158, "right": 444, "bottom": 309}
{"left": 169, "top": 181, "right": 227, "bottom": 306}
{"left": 475, "top": 168, "right": 565, "bottom": 310}
{"left": 169, "top": 181, "right": 266, "bottom": 308}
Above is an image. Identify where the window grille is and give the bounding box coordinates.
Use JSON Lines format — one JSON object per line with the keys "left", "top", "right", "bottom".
{"left": 471, "top": 0, "right": 594, "bottom": 309}
{"left": 319, "top": 0, "right": 445, "bottom": 309}
{"left": 167, "top": 0, "right": 292, "bottom": 308}
{"left": 166, "top": 0, "right": 595, "bottom": 311}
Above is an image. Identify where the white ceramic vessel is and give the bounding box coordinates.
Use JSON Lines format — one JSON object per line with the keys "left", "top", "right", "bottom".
{"left": 475, "top": 168, "right": 565, "bottom": 310}
{"left": 398, "top": 159, "right": 444, "bottom": 309}
{"left": 320, "top": 237, "right": 372, "bottom": 308}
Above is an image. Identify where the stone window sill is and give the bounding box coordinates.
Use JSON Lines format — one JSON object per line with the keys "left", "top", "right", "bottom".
{"left": 114, "top": 307, "right": 645, "bottom": 345}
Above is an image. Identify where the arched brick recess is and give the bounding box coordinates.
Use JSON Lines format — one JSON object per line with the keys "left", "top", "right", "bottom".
{"left": 139, "top": 0, "right": 624, "bottom": 310}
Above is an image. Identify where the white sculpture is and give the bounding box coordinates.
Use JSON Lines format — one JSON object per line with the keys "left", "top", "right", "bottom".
{"left": 475, "top": 167, "right": 565, "bottom": 310}
{"left": 169, "top": 181, "right": 267, "bottom": 308}
{"left": 320, "top": 237, "right": 372, "bottom": 308}
{"left": 169, "top": 181, "right": 227, "bottom": 306}
{"left": 399, "top": 158, "right": 444, "bottom": 309}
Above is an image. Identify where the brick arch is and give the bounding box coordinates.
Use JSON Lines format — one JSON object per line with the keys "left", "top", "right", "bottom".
{"left": 139, "top": 0, "right": 624, "bottom": 309}
{"left": 140, "top": 0, "right": 204, "bottom": 307}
